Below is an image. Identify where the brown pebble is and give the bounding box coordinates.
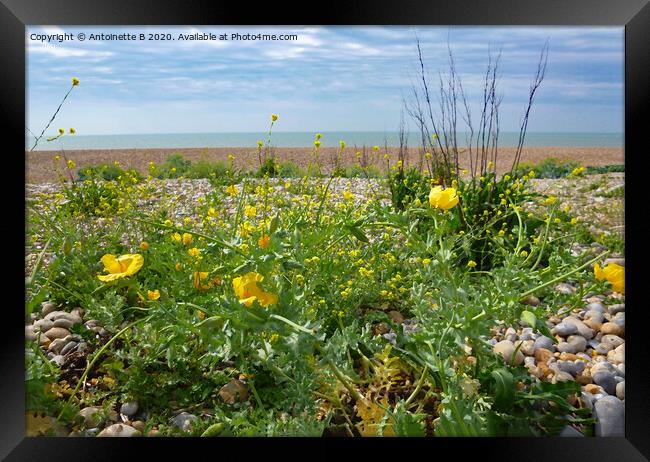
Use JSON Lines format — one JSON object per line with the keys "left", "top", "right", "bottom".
{"left": 600, "top": 322, "right": 623, "bottom": 336}
{"left": 583, "top": 319, "right": 602, "bottom": 331}
{"left": 576, "top": 374, "right": 593, "bottom": 385}
{"left": 388, "top": 310, "right": 405, "bottom": 324}
{"left": 584, "top": 384, "right": 602, "bottom": 394}
{"left": 43, "top": 327, "right": 70, "bottom": 340}
{"left": 535, "top": 348, "right": 553, "bottom": 364}
{"left": 559, "top": 352, "right": 579, "bottom": 361}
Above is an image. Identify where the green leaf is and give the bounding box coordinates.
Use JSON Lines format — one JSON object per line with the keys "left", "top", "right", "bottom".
{"left": 520, "top": 310, "right": 537, "bottom": 328}
{"left": 348, "top": 226, "right": 369, "bottom": 244}
{"left": 491, "top": 368, "right": 515, "bottom": 411}
{"left": 201, "top": 422, "right": 225, "bottom": 437}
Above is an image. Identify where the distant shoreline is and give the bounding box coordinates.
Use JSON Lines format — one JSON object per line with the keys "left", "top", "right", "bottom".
{"left": 26, "top": 146, "right": 624, "bottom": 183}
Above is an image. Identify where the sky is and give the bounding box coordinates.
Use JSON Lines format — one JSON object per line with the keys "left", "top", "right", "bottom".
{"left": 26, "top": 26, "right": 624, "bottom": 136}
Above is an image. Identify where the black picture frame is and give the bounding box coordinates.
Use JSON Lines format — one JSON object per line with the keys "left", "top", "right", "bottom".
{"left": 3, "top": 0, "right": 649, "bottom": 459}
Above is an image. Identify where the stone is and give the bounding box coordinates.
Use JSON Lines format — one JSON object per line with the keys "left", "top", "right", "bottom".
{"left": 567, "top": 335, "right": 587, "bottom": 352}
{"left": 97, "top": 423, "right": 141, "bottom": 437}
{"left": 41, "top": 302, "right": 57, "bottom": 317}
{"left": 522, "top": 295, "right": 540, "bottom": 306}
{"left": 519, "top": 327, "right": 534, "bottom": 341}
{"left": 609, "top": 304, "right": 625, "bottom": 315}
{"left": 120, "top": 401, "right": 139, "bottom": 417}
{"left": 520, "top": 340, "right": 535, "bottom": 356}
{"left": 584, "top": 310, "right": 605, "bottom": 323}
{"left": 581, "top": 392, "right": 595, "bottom": 410}
{"left": 584, "top": 384, "right": 605, "bottom": 395}
{"left": 52, "top": 318, "right": 75, "bottom": 329}
{"left": 600, "top": 322, "right": 623, "bottom": 336}
{"left": 50, "top": 355, "right": 65, "bottom": 367}
{"left": 44, "top": 311, "right": 82, "bottom": 325}
{"left": 563, "top": 317, "right": 594, "bottom": 339}
{"left": 557, "top": 342, "right": 577, "bottom": 354}
{"left": 33, "top": 319, "right": 54, "bottom": 333}
{"left": 43, "top": 327, "right": 70, "bottom": 340}
{"left": 533, "top": 336, "right": 556, "bottom": 353}
{"left": 553, "top": 322, "right": 578, "bottom": 337}
{"left": 25, "top": 325, "right": 37, "bottom": 341}
{"left": 616, "top": 364, "right": 625, "bottom": 377}
{"left": 172, "top": 412, "right": 198, "bottom": 432}
{"left": 60, "top": 341, "right": 78, "bottom": 356}
{"left": 38, "top": 335, "right": 51, "bottom": 348}
{"left": 548, "top": 316, "right": 562, "bottom": 324}
{"left": 583, "top": 319, "right": 602, "bottom": 332}
{"left": 47, "top": 337, "right": 71, "bottom": 354}
{"left": 593, "top": 371, "right": 617, "bottom": 395}
{"left": 535, "top": 348, "right": 554, "bottom": 364}
{"left": 493, "top": 340, "right": 524, "bottom": 366}
{"left": 555, "top": 283, "right": 575, "bottom": 295}
{"left": 219, "top": 379, "right": 249, "bottom": 404}
{"left": 505, "top": 327, "right": 517, "bottom": 342}
{"left": 594, "top": 396, "right": 624, "bottom": 437}
{"left": 387, "top": 310, "right": 405, "bottom": 324}
{"left": 131, "top": 420, "right": 146, "bottom": 433}
{"left": 607, "top": 344, "right": 624, "bottom": 364}
{"left": 71, "top": 307, "right": 85, "bottom": 319}
{"left": 603, "top": 257, "right": 625, "bottom": 267}
{"left": 78, "top": 407, "right": 103, "bottom": 427}
{"left": 576, "top": 373, "right": 593, "bottom": 385}
{"left": 556, "top": 360, "right": 585, "bottom": 377}
{"left": 585, "top": 302, "right": 606, "bottom": 314}
{"left": 616, "top": 381, "right": 625, "bottom": 400}
{"left": 524, "top": 356, "right": 536, "bottom": 369}
{"left": 601, "top": 335, "right": 624, "bottom": 350}
{"left": 553, "top": 371, "right": 574, "bottom": 383}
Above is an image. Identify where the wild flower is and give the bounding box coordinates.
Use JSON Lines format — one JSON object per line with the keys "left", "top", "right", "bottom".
{"left": 429, "top": 186, "right": 459, "bottom": 210}
{"left": 594, "top": 262, "right": 625, "bottom": 294}
{"left": 232, "top": 272, "right": 278, "bottom": 307}
{"left": 97, "top": 253, "right": 144, "bottom": 282}
{"left": 147, "top": 289, "right": 160, "bottom": 300}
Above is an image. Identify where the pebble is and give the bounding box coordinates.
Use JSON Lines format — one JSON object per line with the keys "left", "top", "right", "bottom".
{"left": 172, "top": 412, "right": 198, "bottom": 432}
{"left": 600, "top": 335, "right": 624, "bottom": 350}
{"left": 50, "top": 355, "right": 65, "bottom": 366}
{"left": 555, "top": 283, "right": 575, "bottom": 295}
{"left": 47, "top": 337, "right": 71, "bottom": 354}
{"left": 387, "top": 310, "right": 405, "bottom": 324}
{"left": 609, "top": 304, "right": 625, "bottom": 315}
{"left": 585, "top": 302, "right": 607, "bottom": 314}
{"left": 553, "top": 322, "right": 578, "bottom": 337}
{"left": 131, "top": 420, "right": 146, "bottom": 433}
{"left": 584, "top": 310, "right": 605, "bottom": 323}
{"left": 60, "top": 341, "right": 78, "bottom": 356}
{"left": 616, "top": 381, "right": 625, "bottom": 400}
{"left": 600, "top": 322, "right": 623, "bottom": 337}
{"left": 522, "top": 295, "right": 541, "bottom": 306}
{"left": 78, "top": 407, "right": 103, "bottom": 427}
{"left": 562, "top": 317, "right": 594, "bottom": 339}
{"left": 592, "top": 371, "right": 617, "bottom": 395}
{"left": 33, "top": 319, "right": 53, "bottom": 333}
{"left": 97, "top": 423, "right": 142, "bottom": 437}
{"left": 519, "top": 340, "right": 535, "bottom": 356}
{"left": 584, "top": 384, "right": 605, "bottom": 395}
{"left": 567, "top": 335, "right": 587, "bottom": 352}
{"left": 504, "top": 327, "right": 518, "bottom": 342}
{"left": 552, "top": 371, "right": 574, "bottom": 383}
{"left": 607, "top": 344, "right": 624, "bottom": 364}
{"left": 43, "top": 327, "right": 70, "bottom": 340}
{"left": 493, "top": 340, "right": 524, "bottom": 366}
{"left": 120, "top": 401, "right": 139, "bottom": 417}
{"left": 534, "top": 348, "right": 554, "bottom": 364}
{"left": 533, "top": 336, "right": 556, "bottom": 353}
{"left": 519, "top": 327, "right": 534, "bottom": 341}
{"left": 556, "top": 360, "right": 585, "bottom": 377}
{"left": 594, "top": 396, "right": 625, "bottom": 437}
{"left": 557, "top": 342, "right": 577, "bottom": 354}
{"left": 25, "top": 325, "right": 37, "bottom": 341}
{"left": 41, "top": 302, "right": 57, "bottom": 317}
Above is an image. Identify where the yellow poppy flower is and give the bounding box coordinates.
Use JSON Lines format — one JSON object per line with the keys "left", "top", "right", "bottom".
{"left": 147, "top": 289, "right": 160, "bottom": 300}
{"left": 594, "top": 263, "right": 625, "bottom": 294}
{"left": 97, "top": 254, "right": 144, "bottom": 282}
{"left": 429, "top": 186, "right": 459, "bottom": 210}
{"left": 232, "top": 272, "right": 278, "bottom": 307}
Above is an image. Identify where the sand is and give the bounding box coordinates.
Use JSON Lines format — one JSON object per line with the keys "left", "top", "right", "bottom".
{"left": 25, "top": 146, "right": 624, "bottom": 183}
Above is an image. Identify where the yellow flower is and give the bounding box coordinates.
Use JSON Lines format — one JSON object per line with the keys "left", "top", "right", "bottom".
{"left": 258, "top": 234, "right": 271, "bottom": 249}
{"left": 315, "top": 133, "right": 322, "bottom": 141}
{"left": 188, "top": 247, "right": 201, "bottom": 258}
{"left": 147, "top": 289, "right": 160, "bottom": 301}
{"left": 225, "top": 185, "right": 239, "bottom": 196}
{"left": 66, "top": 160, "right": 76, "bottom": 170}
{"left": 228, "top": 154, "right": 235, "bottom": 162}
{"left": 467, "top": 260, "right": 477, "bottom": 269}
{"left": 139, "top": 241, "right": 149, "bottom": 251}
{"left": 340, "top": 140, "right": 346, "bottom": 149}
{"left": 244, "top": 205, "right": 257, "bottom": 218}
{"left": 257, "top": 140, "right": 264, "bottom": 148}
{"left": 429, "top": 186, "right": 459, "bottom": 210}
{"left": 314, "top": 140, "right": 321, "bottom": 148}
{"left": 271, "top": 113, "right": 279, "bottom": 122}
{"left": 372, "top": 146, "right": 380, "bottom": 152}
{"left": 182, "top": 233, "right": 193, "bottom": 246}
{"left": 175, "top": 262, "right": 182, "bottom": 271}
{"left": 97, "top": 253, "right": 144, "bottom": 282}
{"left": 193, "top": 271, "right": 212, "bottom": 290}
{"left": 424, "top": 152, "right": 432, "bottom": 159}
{"left": 69, "top": 128, "right": 76, "bottom": 134}
{"left": 594, "top": 263, "right": 625, "bottom": 294}
{"left": 232, "top": 272, "right": 278, "bottom": 307}
{"left": 58, "top": 128, "right": 65, "bottom": 135}
{"left": 544, "top": 196, "right": 557, "bottom": 206}
{"left": 171, "top": 232, "right": 181, "bottom": 242}
{"left": 54, "top": 155, "right": 61, "bottom": 161}
{"left": 342, "top": 191, "right": 354, "bottom": 201}
{"left": 72, "top": 77, "right": 80, "bottom": 86}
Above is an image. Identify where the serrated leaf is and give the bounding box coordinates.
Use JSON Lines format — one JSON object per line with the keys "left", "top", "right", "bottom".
{"left": 491, "top": 368, "right": 515, "bottom": 411}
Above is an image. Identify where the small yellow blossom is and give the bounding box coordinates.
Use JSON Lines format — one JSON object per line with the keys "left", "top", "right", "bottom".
{"left": 594, "top": 263, "right": 625, "bottom": 294}
{"left": 258, "top": 234, "right": 271, "bottom": 249}
{"left": 225, "top": 185, "right": 239, "bottom": 196}
{"left": 244, "top": 205, "right": 257, "bottom": 218}
{"left": 188, "top": 247, "right": 201, "bottom": 258}
{"left": 171, "top": 232, "right": 181, "bottom": 242}
{"left": 72, "top": 77, "right": 80, "bottom": 86}
{"left": 232, "top": 272, "right": 278, "bottom": 307}
{"left": 69, "top": 128, "right": 76, "bottom": 134}
{"left": 147, "top": 289, "right": 160, "bottom": 301}
{"left": 271, "top": 114, "right": 278, "bottom": 122}
{"left": 342, "top": 191, "right": 354, "bottom": 201}
{"left": 67, "top": 160, "right": 75, "bottom": 169}
{"left": 467, "top": 260, "right": 477, "bottom": 269}
{"left": 139, "top": 241, "right": 149, "bottom": 251}
{"left": 182, "top": 233, "right": 193, "bottom": 246}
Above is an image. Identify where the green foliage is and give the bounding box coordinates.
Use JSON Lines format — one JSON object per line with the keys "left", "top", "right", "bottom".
{"left": 78, "top": 164, "right": 143, "bottom": 182}
{"left": 387, "top": 166, "right": 430, "bottom": 211}
{"left": 585, "top": 164, "right": 625, "bottom": 174}
{"left": 515, "top": 157, "right": 579, "bottom": 179}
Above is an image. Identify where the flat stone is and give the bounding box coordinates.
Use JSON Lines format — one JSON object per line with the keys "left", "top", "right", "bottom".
{"left": 218, "top": 379, "right": 249, "bottom": 404}
{"left": 131, "top": 421, "right": 146, "bottom": 433}
{"left": 567, "top": 335, "right": 587, "bottom": 352}
{"left": 594, "top": 396, "right": 624, "bottom": 437}
{"left": 25, "top": 325, "right": 37, "bottom": 341}
{"left": 555, "top": 283, "right": 575, "bottom": 295}
{"left": 47, "top": 337, "right": 71, "bottom": 354}
{"left": 97, "top": 423, "right": 141, "bottom": 437}
{"left": 584, "top": 310, "right": 605, "bottom": 323}
{"left": 78, "top": 407, "right": 103, "bottom": 427}
{"left": 33, "top": 319, "right": 54, "bottom": 333}
{"left": 585, "top": 302, "right": 607, "bottom": 314}
{"left": 557, "top": 342, "right": 577, "bottom": 354}
{"left": 535, "top": 348, "right": 554, "bottom": 364}
{"left": 44, "top": 311, "right": 82, "bottom": 325}
{"left": 41, "top": 302, "right": 58, "bottom": 317}
{"left": 607, "top": 344, "right": 624, "bottom": 364}
{"left": 609, "top": 304, "right": 625, "bottom": 315}
{"left": 553, "top": 370, "right": 574, "bottom": 383}
{"left": 522, "top": 295, "right": 540, "bottom": 306}
{"left": 563, "top": 317, "right": 594, "bottom": 339}
{"left": 584, "top": 384, "right": 605, "bottom": 395}
{"left": 387, "top": 310, "right": 405, "bottom": 324}
{"left": 60, "top": 341, "right": 78, "bottom": 356}
{"left": 50, "top": 355, "right": 65, "bottom": 366}
{"left": 553, "top": 323, "right": 578, "bottom": 337}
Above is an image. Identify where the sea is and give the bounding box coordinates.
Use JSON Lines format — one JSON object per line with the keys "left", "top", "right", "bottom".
{"left": 27, "top": 131, "right": 623, "bottom": 151}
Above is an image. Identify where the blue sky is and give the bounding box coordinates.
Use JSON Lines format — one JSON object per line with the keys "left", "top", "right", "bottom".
{"left": 26, "top": 26, "right": 624, "bottom": 135}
